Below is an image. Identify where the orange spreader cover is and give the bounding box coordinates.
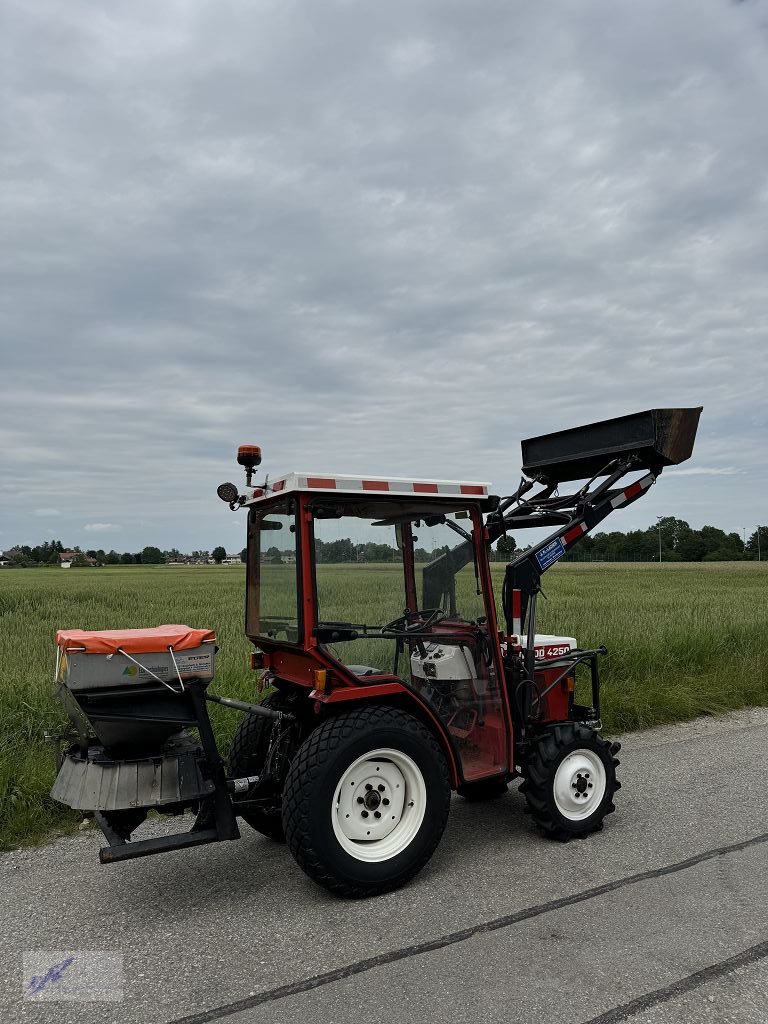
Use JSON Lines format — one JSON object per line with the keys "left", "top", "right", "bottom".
{"left": 56, "top": 625, "right": 216, "bottom": 654}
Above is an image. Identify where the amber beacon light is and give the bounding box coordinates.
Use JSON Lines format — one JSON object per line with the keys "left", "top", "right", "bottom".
{"left": 237, "top": 444, "right": 262, "bottom": 487}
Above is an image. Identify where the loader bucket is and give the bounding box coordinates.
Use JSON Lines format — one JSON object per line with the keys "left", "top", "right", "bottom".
{"left": 521, "top": 407, "right": 702, "bottom": 484}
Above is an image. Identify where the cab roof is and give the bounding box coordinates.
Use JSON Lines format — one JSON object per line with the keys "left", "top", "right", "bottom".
{"left": 243, "top": 472, "right": 494, "bottom": 507}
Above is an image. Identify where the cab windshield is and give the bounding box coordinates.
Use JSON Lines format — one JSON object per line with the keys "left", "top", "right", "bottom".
{"left": 312, "top": 502, "right": 486, "bottom": 668}
{"left": 311, "top": 497, "right": 506, "bottom": 781}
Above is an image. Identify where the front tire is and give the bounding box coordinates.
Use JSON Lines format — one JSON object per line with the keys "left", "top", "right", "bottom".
{"left": 283, "top": 706, "right": 450, "bottom": 898}
{"left": 520, "top": 723, "right": 621, "bottom": 841}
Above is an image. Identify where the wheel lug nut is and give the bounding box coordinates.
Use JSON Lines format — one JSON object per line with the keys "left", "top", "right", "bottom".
{"left": 383, "top": 798, "right": 390, "bottom": 806}
{"left": 356, "top": 797, "right": 364, "bottom": 804}
{"left": 361, "top": 811, "right": 369, "bottom": 818}
{"left": 377, "top": 784, "right": 385, "bottom": 792}
{"left": 374, "top": 811, "right": 381, "bottom": 819}
{"left": 365, "top": 784, "right": 372, "bottom": 791}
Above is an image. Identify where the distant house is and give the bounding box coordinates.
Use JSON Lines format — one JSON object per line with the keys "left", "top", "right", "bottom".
{"left": 223, "top": 554, "right": 242, "bottom": 566}
{"left": 259, "top": 551, "right": 294, "bottom": 565}
{"left": 186, "top": 553, "right": 211, "bottom": 565}
{"left": 59, "top": 551, "right": 97, "bottom": 568}
{"left": 0, "top": 551, "right": 13, "bottom": 567}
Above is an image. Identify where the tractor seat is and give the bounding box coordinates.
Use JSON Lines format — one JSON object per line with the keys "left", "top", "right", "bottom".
{"left": 347, "top": 665, "right": 382, "bottom": 677}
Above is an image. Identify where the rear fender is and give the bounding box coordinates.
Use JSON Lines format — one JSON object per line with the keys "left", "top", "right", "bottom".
{"left": 310, "top": 686, "right": 461, "bottom": 788}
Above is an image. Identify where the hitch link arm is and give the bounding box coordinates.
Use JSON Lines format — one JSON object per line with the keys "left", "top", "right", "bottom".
{"left": 204, "top": 692, "right": 295, "bottom": 720}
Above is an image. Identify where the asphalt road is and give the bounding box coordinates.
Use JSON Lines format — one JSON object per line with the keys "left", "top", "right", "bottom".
{"left": 2, "top": 707, "right": 767, "bottom": 1024}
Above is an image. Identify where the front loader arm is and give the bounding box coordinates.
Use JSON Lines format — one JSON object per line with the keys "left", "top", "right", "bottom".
{"left": 424, "top": 406, "right": 700, "bottom": 623}
{"left": 422, "top": 459, "right": 655, "bottom": 618}
{"left": 500, "top": 465, "right": 657, "bottom": 635}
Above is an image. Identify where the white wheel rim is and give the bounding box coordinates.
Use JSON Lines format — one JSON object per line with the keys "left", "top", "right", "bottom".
{"left": 553, "top": 749, "right": 607, "bottom": 821}
{"left": 332, "top": 748, "right": 427, "bottom": 863}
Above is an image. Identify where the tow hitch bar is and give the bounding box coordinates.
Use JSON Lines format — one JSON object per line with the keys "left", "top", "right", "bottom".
{"left": 204, "top": 692, "right": 294, "bottom": 720}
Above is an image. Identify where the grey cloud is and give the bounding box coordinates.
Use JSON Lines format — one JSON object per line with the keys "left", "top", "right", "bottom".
{"left": 1, "top": 0, "right": 766, "bottom": 550}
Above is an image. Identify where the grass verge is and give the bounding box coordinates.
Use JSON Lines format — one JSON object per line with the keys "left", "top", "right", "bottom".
{"left": 1, "top": 562, "right": 766, "bottom": 849}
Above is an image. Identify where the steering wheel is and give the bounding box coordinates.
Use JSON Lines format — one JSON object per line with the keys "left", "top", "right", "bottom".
{"left": 381, "top": 608, "right": 446, "bottom": 634}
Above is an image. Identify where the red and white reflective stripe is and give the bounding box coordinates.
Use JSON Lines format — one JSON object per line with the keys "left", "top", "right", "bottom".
{"left": 610, "top": 473, "right": 654, "bottom": 509}
{"left": 511, "top": 589, "right": 523, "bottom": 636}
{"left": 563, "top": 522, "right": 587, "bottom": 547}
{"left": 252, "top": 473, "right": 490, "bottom": 499}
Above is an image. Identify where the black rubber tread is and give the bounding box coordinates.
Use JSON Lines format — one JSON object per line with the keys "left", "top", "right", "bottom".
{"left": 519, "top": 723, "right": 621, "bottom": 841}
{"left": 226, "top": 692, "right": 291, "bottom": 841}
{"left": 457, "top": 777, "right": 510, "bottom": 802}
{"left": 282, "top": 705, "right": 451, "bottom": 898}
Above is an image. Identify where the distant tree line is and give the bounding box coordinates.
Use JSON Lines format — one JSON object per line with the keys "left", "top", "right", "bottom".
{"left": 0, "top": 540, "right": 245, "bottom": 568}
{"left": 2, "top": 521, "right": 765, "bottom": 568}
{"left": 564, "top": 519, "right": 765, "bottom": 562}
{"left": 314, "top": 538, "right": 479, "bottom": 563}
{"left": 289, "top": 524, "right": 768, "bottom": 564}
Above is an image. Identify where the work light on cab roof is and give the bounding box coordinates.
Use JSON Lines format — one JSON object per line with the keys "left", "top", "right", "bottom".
{"left": 217, "top": 443, "right": 264, "bottom": 507}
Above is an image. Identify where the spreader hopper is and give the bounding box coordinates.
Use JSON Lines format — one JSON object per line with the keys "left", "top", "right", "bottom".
{"left": 521, "top": 407, "right": 702, "bottom": 484}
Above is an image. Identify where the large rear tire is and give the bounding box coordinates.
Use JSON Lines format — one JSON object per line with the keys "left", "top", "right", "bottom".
{"left": 520, "top": 723, "right": 620, "bottom": 841}
{"left": 283, "top": 706, "right": 450, "bottom": 898}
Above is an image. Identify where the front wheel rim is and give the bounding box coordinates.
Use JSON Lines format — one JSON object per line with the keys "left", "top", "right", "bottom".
{"left": 332, "top": 748, "right": 427, "bottom": 863}
{"left": 553, "top": 749, "right": 607, "bottom": 821}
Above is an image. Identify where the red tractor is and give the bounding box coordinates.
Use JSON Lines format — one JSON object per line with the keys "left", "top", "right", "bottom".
{"left": 51, "top": 408, "right": 700, "bottom": 897}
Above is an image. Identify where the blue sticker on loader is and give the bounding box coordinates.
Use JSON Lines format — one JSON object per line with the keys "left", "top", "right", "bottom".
{"left": 535, "top": 537, "right": 566, "bottom": 570}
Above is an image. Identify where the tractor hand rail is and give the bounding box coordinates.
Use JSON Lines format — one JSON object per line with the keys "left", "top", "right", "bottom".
{"left": 508, "top": 646, "right": 608, "bottom": 727}
{"left": 529, "top": 646, "right": 608, "bottom": 704}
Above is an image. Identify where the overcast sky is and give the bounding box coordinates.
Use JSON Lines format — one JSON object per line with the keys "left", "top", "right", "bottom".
{"left": 2, "top": 0, "right": 766, "bottom": 554}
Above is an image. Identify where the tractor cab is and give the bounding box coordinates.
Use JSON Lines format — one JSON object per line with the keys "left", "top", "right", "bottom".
{"left": 242, "top": 474, "right": 510, "bottom": 785}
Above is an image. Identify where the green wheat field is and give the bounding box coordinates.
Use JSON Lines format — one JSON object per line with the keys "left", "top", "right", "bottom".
{"left": 1, "top": 562, "right": 766, "bottom": 850}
